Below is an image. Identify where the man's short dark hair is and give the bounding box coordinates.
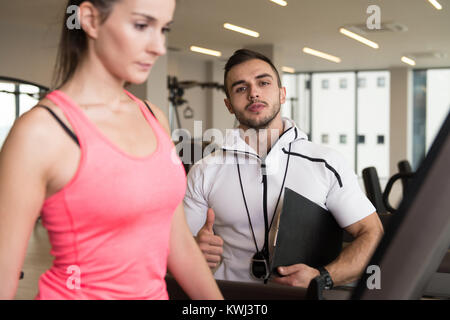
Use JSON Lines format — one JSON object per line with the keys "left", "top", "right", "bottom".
{"left": 224, "top": 49, "right": 282, "bottom": 98}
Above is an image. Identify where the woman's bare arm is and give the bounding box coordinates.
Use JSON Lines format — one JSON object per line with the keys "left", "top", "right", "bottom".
{"left": 0, "top": 108, "right": 56, "bottom": 299}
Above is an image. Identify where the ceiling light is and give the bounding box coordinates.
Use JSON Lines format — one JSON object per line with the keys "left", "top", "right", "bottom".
{"left": 190, "top": 46, "right": 222, "bottom": 57}
{"left": 223, "top": 23, "right": 260, "bottom": 38}
{"left": 339, "top": 28, "right": 379, "bottom": 49}
{"left": 270, "top": 0, "right": 288, "bottom": 6}
{"left": 282, "top": 66, "right": 295, "bottom": 73}
{"left": 428, "top": 0, "right": 442, "bottom": 10}
{"left": 302, "top": 47, "right": 341, "bottom": 63}
{"left": 401, "top": 56, "right": 416, "bottom": 66}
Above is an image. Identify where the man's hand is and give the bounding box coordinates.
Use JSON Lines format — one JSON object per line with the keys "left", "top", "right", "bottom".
{"left": 271, "top": 264, "right": 320, "bottom": 288}
{"left": 195, "top": 208, "right": 224, "bottom": 269}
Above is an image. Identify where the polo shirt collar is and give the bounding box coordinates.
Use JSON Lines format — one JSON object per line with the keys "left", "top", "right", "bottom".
{"left": 221, "top": 118, "right": 308, "bottom": 157}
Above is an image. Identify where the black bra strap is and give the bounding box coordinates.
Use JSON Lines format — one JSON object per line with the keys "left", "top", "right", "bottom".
{"left": 36, "top": 105, "right": 80, "bottom": 147}
{"left": 142, "top": 100, "right": 156, "bottom": 119}
{"left": 36, "top": 101, "right": 155, "bottom": 147}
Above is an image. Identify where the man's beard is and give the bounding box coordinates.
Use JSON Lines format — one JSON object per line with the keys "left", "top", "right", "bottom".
{"left": 233, "top": 100, "right": 281, "bottom": 130}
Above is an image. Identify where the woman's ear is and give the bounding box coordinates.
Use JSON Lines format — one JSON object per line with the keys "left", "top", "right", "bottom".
{"left": 79, "top": 1, "right": 101, "bottom": 39}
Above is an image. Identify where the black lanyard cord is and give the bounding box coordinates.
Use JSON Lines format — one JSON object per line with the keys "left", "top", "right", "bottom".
{"left": 235, "top": 143, "right": 292, "bottom": 258}
{"left": 269, "top": 142, "right": 292, "bottom": 230}
{"left": 235, "top": 152, "right": 260, "bottom": 252}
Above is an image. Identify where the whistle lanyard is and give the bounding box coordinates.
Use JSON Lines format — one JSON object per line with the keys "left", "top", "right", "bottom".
{"left": 235, "top": 143, "right": 292, "bottom": 259}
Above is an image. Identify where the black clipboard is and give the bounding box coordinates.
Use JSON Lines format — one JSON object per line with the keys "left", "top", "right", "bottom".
{"left": 270, "top": 187, "right": 343, "bottom": 274}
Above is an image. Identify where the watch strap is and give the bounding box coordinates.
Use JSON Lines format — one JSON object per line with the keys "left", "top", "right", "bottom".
{"left": 317, "top": 266, "right": 334, "bottom": 290}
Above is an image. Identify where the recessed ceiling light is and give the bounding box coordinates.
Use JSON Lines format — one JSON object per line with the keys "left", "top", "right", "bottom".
{"left": 190, "top": 46, "right": 222, "bottom": 57}
{"left": 270, "top": 0, "right": 288, "bottom": 6}
{"left": 223, "top": 23, "right": 260, "bottom": 38}
{"left": 401, "top": 56, "right": 416, "bottom": 66}
{"left": 428, "top": 0, "right": 442, "bottom": 10}
{"left": 282, "top": 66, "right": 295, "bottom": 73}
{"left": 339, "top": 28, "right": 379, "bottom": 49}
{"left": 302, "top": 47, "right": 341, "bottom": 63}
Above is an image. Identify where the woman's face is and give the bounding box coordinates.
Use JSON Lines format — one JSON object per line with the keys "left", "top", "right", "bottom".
{"left": 92, "top": 0, "right": 175, "bottom": 84}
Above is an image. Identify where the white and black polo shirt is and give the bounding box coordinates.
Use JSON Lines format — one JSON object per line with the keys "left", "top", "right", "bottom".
{"left": 184, "top": 118, "right": 376, "bottom": 283}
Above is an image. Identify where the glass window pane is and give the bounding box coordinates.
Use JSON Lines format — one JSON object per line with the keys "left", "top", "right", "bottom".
{"left": 281, "top": 74, "right": 296, "bottom": 120}
{"left": 19, "top": 84, "right": 40, "bottom": 116}
{"left": 412, "top": 70, "right": 427, "bottom": 169}
{"left": 0, "top": 82, "right": 16, "bottom": 148}
{"left": 282, "top": 73, "right": 311, "bottom": 137}
{"left": 357, "top": 77, "right": 366, "bottom": 88}
{"left": 357, "top": 135, "right": 365, "bottom": 144}
{"left": 312, "top": 72, "right": 355, "bottom": 169}
{"left": 295, "top": 74, "right": 311, "bottom": 136}
{"left": 356, "top": 71, "right": 390, "bottom": 178}
{"left": 426, "top": 69, "right": 450, "bottom": 151}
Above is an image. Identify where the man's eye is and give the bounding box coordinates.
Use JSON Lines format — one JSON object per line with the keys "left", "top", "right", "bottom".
{"left": 260, "top": 81, "right": 270, "bottom": 86}
{"left": 162, "top": 27, "right": 171, "bottom": 34}
{"left": 236, "top": 87, "right": 246, "bottom": 93}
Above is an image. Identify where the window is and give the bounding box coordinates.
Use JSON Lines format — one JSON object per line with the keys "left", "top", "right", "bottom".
{"left": 312, "top": 72, "right": 355, "bottom": 168}
{"left": 357, "top": 71, "right": 390, "bottom": 178}
{"left": 412, "top": 68, "right": 450, "bottom": 169}
{"left": 0, "top": 78, "right": 47, "bottom": 148}
{"left": 281, "top": 73, "right": 311, "bottom": 135}
{"left": 283, "top": 70, "right": 390, "bottom": 178}
{"left": 0, "top": 82, "right": 16, "bottom": 147}
{"left": 357, "top": 78, "right": 366, "bottom": 88}
{"left": 357, "top": 135, "right": 365, "bottom": 144}
{"left": 281, "top": 74, "right": 296, "bottom": 120}
{"left": 426, "top": 69, "right": 450, "bottom": 151}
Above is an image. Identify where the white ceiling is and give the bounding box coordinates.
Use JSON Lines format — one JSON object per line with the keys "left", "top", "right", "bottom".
{"left": 169, "top": 0, "right": 450, "bottom": 72}
{"left": 1, "top": 0, "right": 449, "bottom": 72}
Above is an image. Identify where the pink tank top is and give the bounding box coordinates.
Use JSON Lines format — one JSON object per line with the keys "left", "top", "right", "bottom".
{"left": 35, "top": 90, "right": 186, "bottom": 300}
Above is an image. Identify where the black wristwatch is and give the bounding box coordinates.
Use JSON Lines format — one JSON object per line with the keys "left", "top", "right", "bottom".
{"left": 317, "top": 266, "right": 334, "bottom": 290}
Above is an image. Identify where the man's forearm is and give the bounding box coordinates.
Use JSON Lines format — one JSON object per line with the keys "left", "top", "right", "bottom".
{"left": 325, "top": 230, "right": 383, "bottom": 287}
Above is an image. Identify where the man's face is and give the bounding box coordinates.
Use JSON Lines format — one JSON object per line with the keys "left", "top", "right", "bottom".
{"left": 224, "top": 59, "right": 286, "bottom": 130}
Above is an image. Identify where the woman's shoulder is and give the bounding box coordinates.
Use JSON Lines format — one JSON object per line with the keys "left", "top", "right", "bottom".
{"left": 10, "top": 98, "right": 57, "bottom": 138}
{"left": 3, "top": 98, "right": 70, "bottom": 160}
{"left": 143, "top": 100, "right": 171, "bottom": 136}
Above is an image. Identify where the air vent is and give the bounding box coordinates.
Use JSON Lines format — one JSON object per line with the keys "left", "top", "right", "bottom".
{"left": 407, "top": 51, "right": 448, "bottom": 59}
{"left": 343, "top": 22, "right": 408, "bottom": 35}
{"left": 168, "top": 46, "right": 182, "bottom": 52}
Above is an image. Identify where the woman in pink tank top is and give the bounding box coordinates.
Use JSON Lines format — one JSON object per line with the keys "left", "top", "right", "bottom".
{"left": 0, "top": 0, "right": 222, "bottom": 300}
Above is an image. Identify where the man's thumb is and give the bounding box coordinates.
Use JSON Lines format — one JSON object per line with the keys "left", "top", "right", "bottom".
{"left": 204, "top": 208, "right": 215, "bottom": 232}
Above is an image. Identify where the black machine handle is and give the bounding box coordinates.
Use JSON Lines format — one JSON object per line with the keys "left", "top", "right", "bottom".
{"left": 383, "top": 172, "right": 415, "bottom": 214}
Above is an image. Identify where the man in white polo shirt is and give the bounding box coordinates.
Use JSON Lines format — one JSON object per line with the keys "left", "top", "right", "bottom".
{"left": 183, "top": 49, "right": 384, "bottom": 288}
